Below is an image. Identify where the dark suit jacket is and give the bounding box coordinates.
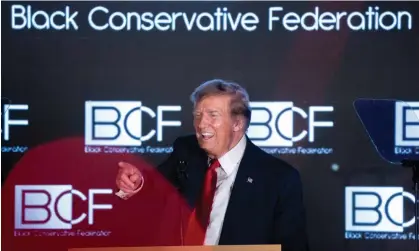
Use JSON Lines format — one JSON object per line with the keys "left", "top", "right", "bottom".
{"left": 156, "top": 134, "right": 309, "bottom": 251}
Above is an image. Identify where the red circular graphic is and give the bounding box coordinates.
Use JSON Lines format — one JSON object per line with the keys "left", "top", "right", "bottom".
{"left": 2, "top": 137, "right": 194, "bottom": 251}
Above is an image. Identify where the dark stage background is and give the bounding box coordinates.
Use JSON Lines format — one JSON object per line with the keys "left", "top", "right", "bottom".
{"left": 2, "top": 1, "right": 419, "bottom": 251}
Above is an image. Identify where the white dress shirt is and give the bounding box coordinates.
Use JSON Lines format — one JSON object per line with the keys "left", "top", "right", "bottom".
{"left": 204, "top": 135, "right": 247, "bottom": 245}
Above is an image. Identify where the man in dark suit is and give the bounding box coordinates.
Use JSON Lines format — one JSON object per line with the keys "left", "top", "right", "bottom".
{"left": 116, "top": 79, "right": 309, "bottom": 251}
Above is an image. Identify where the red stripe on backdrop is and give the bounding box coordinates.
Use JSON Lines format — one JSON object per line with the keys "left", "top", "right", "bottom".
{"left": 275, "top": 2, "right": 365, "bottom": 164}
{"left": 276, "top": 2, "right": 365, "bottom": 103}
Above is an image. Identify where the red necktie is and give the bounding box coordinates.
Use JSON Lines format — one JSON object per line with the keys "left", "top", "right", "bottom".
{"left": 184, "top": 159, "right": 220, "bottom": 245}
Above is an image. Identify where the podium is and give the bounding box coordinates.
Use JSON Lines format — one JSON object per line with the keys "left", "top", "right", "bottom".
{"left": 69, "top": 245, "right": 281, "bottom": 251}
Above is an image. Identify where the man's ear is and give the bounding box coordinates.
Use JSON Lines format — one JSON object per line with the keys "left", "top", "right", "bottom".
{"left": 232, "top": 117, "right": 245, "bottom": 132}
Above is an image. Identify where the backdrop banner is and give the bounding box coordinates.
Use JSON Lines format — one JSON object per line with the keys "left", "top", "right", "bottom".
{"left": 2, "top": 1, "right": 419, "bottom": 251}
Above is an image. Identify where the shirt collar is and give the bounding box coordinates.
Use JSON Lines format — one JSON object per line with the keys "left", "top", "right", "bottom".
{"left": 214, "top": 135, "right": 247, "bottom": 176}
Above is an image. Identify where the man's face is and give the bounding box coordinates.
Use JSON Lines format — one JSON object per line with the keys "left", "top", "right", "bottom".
{"left": 193, "top": 95, "right": 242, "bottom": 158}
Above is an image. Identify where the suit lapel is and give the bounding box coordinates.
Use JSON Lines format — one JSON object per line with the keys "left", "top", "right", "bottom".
{"left": 219, "top": 139, "right": 260, "bottom": 243}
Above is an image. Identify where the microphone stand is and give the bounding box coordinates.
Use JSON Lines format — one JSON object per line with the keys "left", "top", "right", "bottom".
{"left": 176, "top": 160, "right": 188, "bottom": 246}
{"left": 402, "top": 159, "right": 419, "bottom": 251}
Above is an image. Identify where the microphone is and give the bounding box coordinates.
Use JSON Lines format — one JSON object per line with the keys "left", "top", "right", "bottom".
{"left": 176, "top": 160, "right": 188, "bottom": 191}
{"left": 176, "top": 160, "right": 188, "bottom": 245}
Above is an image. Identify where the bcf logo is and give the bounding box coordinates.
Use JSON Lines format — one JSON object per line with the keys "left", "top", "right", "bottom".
{"left": 247, "top": 102, "right": 333, "bottom": 147}
{"left": 15, "top": 185, "right": 113, "bottom": 229}
{"left": 85, "top": 101, "right": 181, "bottom": 146}
{"left": 345, "top": 186, "right": 415, "bottom": 232}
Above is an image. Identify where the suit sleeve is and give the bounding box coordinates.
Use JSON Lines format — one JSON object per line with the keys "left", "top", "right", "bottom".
{"left": 273, "top": 169, "right": 309, "bottom": 251}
